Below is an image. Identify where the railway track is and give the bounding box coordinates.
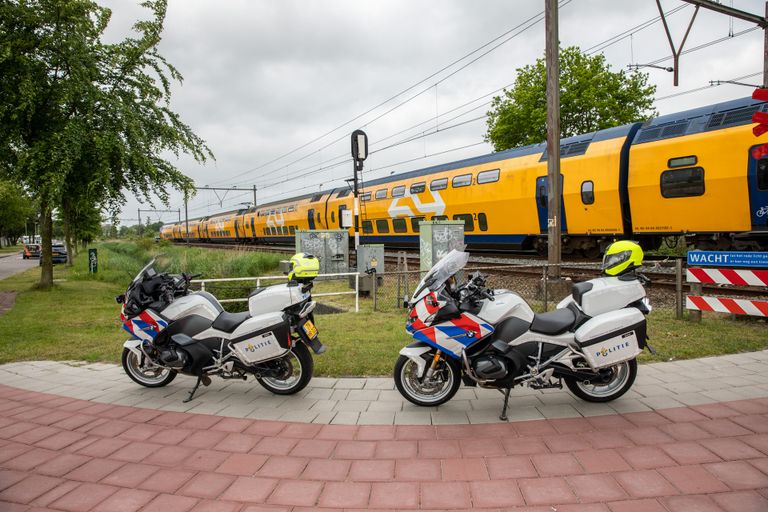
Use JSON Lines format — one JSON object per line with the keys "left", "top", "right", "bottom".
{"left": 174, "top": 241, "right": 766, "bottom": 299}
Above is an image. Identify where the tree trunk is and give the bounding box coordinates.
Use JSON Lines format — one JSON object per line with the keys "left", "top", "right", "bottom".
{"left": 63, "top": 210, "right": 74, "bottom": 266}
{"left": 38, "top": 206, "right": 54, "bottom": 289}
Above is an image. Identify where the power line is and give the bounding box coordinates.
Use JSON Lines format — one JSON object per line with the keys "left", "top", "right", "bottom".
{"left": 585, "top": 4, "right": 690, "bottom": 55}
{"left": 644, "top": 26, "right": 759, "bottom": 66}
{"left": 655, "top": 70, "right": 761, "bottom": 101}
{"left": 205, "top": 1, "right": 572, "bottom": 188}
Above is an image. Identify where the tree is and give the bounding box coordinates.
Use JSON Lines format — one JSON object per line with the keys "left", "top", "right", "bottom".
{"left": 0, "top": 180, "right": 34, "bottom": 246}
{"left": 485, "top": 46, "right": 657, "bottom": 151}
{"left": 0, "top": 0, "right": 211, "bottom": 288}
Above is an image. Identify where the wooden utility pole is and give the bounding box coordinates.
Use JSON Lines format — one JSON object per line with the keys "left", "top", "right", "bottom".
{"left": 545, "top": 0, "right": 562, "bottom": 279}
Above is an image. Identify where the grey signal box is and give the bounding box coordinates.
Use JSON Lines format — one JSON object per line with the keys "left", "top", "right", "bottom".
{"left": 419, "top": 220, "right": 465, "bottom": 272}
{"left": 295, "top": 230, "right": 349, "bottom": 275}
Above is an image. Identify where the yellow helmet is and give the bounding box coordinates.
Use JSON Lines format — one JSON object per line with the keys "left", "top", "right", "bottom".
{"left": 288, "top": 253, "right": 319, "bottom": 281}
{"left": 602, "top": 240, "right": 643, "bottom": 276}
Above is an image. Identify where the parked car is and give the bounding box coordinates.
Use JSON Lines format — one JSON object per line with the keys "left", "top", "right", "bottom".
{"left": 23, "top": 244, "right": 41, "bottom": 259}
{"left": 37, "top": 243, "right": 68, "bottom": 265}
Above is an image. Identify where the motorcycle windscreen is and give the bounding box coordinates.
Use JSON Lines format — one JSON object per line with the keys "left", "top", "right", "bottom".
{"left": 411, "top": 249, "right": 469, "bottom": 302}
{"left": 411, "top": 313, "right": 494, "bottom": 359}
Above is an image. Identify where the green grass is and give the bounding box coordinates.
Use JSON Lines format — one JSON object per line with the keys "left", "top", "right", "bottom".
{"left": 0, "top": 245, "right": 21, "bottom": 255}
{"left": 0, "top": 240, "right": 765, "bottom": 375}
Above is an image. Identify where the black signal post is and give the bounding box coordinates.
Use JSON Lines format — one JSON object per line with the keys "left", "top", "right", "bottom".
{"left": 351, "top": 129, "right": 368, "bottom": 250}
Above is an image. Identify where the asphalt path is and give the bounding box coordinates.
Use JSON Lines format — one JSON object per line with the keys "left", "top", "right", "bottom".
{"left": 0, "top": 252, "right": 37, "bottom": 280}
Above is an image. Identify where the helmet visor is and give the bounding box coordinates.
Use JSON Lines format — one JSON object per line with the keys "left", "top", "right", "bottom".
{"left": 602, "top": 250, "right": 631, "bottom": 272}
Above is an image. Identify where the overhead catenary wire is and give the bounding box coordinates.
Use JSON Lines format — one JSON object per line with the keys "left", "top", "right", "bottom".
{"left": 655, "top": 70, "right": 761, "bottom": 101}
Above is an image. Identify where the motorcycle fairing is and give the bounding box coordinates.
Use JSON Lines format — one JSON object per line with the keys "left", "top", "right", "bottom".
{"left": 121, "top": 307, "right": 168, "bottom": 341}
{"left": 411, "top": 312, "right": 494, "bottom": 359}
{"left": 407, "top": 291, "right": 444, "bottom": 331}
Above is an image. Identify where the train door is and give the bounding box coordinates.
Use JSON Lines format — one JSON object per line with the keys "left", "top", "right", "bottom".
{"left": 250, "top": 217, "right": 256, "bottom": 239}
{"left": 308, "top": 208, "right": 316, "bottom": 230}
{"left": 234, "top": 219, "right": 240, "bottom": 240}
{"left": 338, "top": 205, "right": 347, "bottom": 229}
{"left": 535, "top": 175, "right": 568, "bottom": 234}
{"left": 748, "top": 150, "right": 768, "bottom": 230}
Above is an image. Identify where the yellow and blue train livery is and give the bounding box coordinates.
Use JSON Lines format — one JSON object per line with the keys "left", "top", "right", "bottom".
{"left": 161, "top": 97, "right": 768, "bottom": 252}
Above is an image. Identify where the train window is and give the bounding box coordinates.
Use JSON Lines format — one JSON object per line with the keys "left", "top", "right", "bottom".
{"left": 430, "top": 178, "right": 448, "bottom": 191}
{"left": 289, "top": 226, "right": 296, "bottom": 234}
{"left": 361, "top": 192, "right": 371, "bottom": 202}
{"left": 661, "top": 167, "right": 705, "bottom": 198}
{"left": 478, "top": 213, "right": 488, "bottom": 231}
{"left": 376, "top": 219, "right": 390, "bottom": 233}
{"left": 452, "top": 174, "right": 472, "bottom": 188}
{"left": 336, "top": 189, "right": 351, "bottom": 198}
{"left": 392, "top": 186, "right": 405, "bottom": 197}
{"left": 477, "top": 169, "right": 500, "bottom": 184}
{"left": 331, "top": 211, "right": 335, "bottom": 223}
{"left": 362, "top": 220, "right": 373, "bottom": 234}
{"left": 453, "top": 214, "right": 474, "bottom": 232}
{"left": 288, "top": 206, "right": 295, "bottom": 212}
{"left": 411, "top": 216, "right": 425, "bottom": 232}
{"left": 537, "top": 185, "right": 547, "bottom": 208}
{"left": 410, "top": 182, "right": 426, "bottom": 194}
{"left": 668, "top": 155, "right": 697, "bottom": 168}
{"left": 433, "top": 215, "right": 448, "bottom": 221}
{"left": 759, "top": 158, "right": 768, "bottom": 190}
{"left": 282, "top": 226, "right": 289, "bottom": 235}
{"left": 317, "top": 212, "right": 321, "bottom": 222}
{"left": 392, "top": 218, "right": 407, "bottom": 233}
{"left": 310, "top": 194, "right": 322, "bottom": 202}
{"left": 281, "top": 207, "right": 286, "bottom": 213}
{"left": 375, "top": 189, "right": 388, "bottom": 200}
{"left": 581, "top": 181, "right": 595, "bottom": 205}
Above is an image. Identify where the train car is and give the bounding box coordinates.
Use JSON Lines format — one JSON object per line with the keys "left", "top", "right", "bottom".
{"left": 628, "top": 96, "right": 768, "bottom": 250}
{"left": 161, "top": 97, "right": 768, "bottom": 253}
{"left": 159, "top": 224, "right": 174, "bottom": 241}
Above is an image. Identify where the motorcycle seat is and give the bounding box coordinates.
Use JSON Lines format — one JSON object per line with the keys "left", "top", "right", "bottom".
{"left": 530, "top": 308, "right": 576, "bottom": 335}
{"left": 212, "top": 311, "right": 250, "bottom": 333}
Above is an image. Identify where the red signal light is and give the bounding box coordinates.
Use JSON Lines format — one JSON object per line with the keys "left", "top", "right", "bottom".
{"left": 751, "top": 88, "right": 768, "bottom": 159}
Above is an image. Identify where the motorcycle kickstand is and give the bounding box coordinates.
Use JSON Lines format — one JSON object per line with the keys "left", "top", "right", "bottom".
{"left": 183, "top": 374, "right": 211, "bottom": 403}
{"left": 499, "top": 388, "right": 511, "bottom": 421}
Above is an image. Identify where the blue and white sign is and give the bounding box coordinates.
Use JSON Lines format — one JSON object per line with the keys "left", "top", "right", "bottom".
{"left": 687, "top": 251, "right": 768, "bottom": 268}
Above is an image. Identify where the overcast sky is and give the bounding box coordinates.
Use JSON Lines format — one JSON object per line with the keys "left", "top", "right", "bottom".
{"left": 99, "top": 0, "right": 766, "bottom": 226}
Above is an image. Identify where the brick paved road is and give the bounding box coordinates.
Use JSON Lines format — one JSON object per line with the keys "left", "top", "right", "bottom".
{"left": 0, "top": 383, "right": 767, "bottom": 511}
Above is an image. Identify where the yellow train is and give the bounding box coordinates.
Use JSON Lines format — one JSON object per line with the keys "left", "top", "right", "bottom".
{"left": 161, "top": 97, "right": 768, "bottom": 254}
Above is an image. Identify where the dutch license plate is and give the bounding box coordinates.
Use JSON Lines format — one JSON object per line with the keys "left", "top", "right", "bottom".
{"left": 303, "top": 320, "right": 318, "bottom": 339}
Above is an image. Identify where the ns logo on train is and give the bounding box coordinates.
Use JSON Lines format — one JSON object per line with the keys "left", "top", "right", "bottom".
{"left": 387, "top": 188, "right": 446, "bottom": 218}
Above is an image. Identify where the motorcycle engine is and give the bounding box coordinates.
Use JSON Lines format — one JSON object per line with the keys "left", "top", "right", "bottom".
{"left": 158, "top": 347, "right": 189, "bottom": 369}
{"left": 472, "top": 354, "right": 509, "bottom": 380}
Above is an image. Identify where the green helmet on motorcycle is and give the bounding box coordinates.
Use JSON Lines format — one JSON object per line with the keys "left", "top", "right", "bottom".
{"left": 288, "top": 253, "right": 319, "bottom": 281}
{"left": 601, "top": 240, "right": 643, "bottom": 276}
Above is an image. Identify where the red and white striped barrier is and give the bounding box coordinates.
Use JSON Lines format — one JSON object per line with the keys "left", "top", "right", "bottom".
{"left": 687, "top": 268, "right": 768, "bottom": 287}
{"left": 686, "top": 295, "right": 768, "bottom": 317}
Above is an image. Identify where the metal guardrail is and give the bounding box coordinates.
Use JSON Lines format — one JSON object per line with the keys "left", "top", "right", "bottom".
{"left": 191, "top": 272, "right": 361, "bottom": 312}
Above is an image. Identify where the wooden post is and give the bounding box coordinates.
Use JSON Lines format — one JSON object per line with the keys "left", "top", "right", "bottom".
{"left": 675, "top": 258, "right": 684, "bottom": 319}
{"left": 690, "top": 281, "right": 702, "bottom": 322}
{"left": 545, "top": 0, "right": 562, "bottom": 279}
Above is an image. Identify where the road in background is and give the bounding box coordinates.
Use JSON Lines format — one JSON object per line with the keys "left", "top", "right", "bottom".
{"left": 0, "top": 253, "right": 37, "bottom": 280}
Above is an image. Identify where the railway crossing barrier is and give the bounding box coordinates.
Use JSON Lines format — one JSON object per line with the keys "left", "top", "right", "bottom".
{"left": 684, "top": 251, "right": 768, "bottom": 322}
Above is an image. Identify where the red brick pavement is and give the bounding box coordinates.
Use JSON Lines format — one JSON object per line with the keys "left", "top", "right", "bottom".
{"left": 0, "top": 384, "right": 767, "bottom": 511}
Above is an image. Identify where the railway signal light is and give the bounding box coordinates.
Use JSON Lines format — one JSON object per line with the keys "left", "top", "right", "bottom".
{"left": 751, "top": 88, "right": 768, "bottom": 159}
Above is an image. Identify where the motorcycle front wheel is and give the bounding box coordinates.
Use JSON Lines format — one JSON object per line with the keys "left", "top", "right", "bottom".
{"left": 122, "top": 348, "right": 177, "bottom": 387}
{"left": 564, "top": 358, "right": 637, "bottom": 403}
{"left": 257, "top": 342, "right": 313, "bottom": 395}
{"left": 394, "top": 352, "right": 461, "bottom": 407}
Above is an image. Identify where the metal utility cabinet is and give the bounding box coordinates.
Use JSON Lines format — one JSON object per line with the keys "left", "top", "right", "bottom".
{"left": 354, "top": 244, "right": 384, "bottom": 292}
{"left": 295, "top": 230, "right": 349, "bottom": 274}
{"left": 419, "top": 220, "right": 465, "bottom": 272}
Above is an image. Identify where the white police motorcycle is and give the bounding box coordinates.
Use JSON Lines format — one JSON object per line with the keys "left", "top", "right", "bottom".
{"left": 118, "top": 254, "right": 324, "bottom": 402}
{"left": 395, "top": 244, "right": 653, "bottom": 420}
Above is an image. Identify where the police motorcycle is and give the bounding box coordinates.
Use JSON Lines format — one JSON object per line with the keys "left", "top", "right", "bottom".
{"left": 394, "top": 242, "right": 654, "bottom": 420}
{"left": 118, "top": 253, "right": 325, "bottom": 402}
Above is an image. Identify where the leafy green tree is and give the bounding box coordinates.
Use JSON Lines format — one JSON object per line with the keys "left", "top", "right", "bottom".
{"left": 0, "top": 0, "right": 211, "bottom": 288}
{"left": 0, "top": 180, "right": 34, "bottom": 246}
{"left": 485, "top": 46, "right": 657, "bottom": 151}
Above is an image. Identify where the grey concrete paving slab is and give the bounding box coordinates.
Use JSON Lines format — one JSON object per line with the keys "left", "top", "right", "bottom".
{"left": 0, "top": 350, "right": 766, "bottom": 424}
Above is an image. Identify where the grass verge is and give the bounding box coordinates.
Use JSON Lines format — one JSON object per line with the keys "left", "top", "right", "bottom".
{"left": 0, "top": 241, "right": 765, "bottom": 375}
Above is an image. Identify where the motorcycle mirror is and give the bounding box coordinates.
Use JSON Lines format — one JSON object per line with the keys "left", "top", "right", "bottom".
{"left": 115, "top": 294, "right": 125, "bottom": 304}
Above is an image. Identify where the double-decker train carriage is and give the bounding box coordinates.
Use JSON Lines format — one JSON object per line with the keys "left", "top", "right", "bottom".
{"left": 161, "top": 97, "right": 768, "bottom": 253}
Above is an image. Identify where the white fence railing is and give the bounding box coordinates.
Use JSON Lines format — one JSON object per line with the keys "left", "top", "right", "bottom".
{"left": 191, "top": 272, "right": 361, "bottom": 312}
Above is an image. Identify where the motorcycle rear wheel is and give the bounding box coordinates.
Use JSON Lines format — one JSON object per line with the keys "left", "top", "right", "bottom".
{"left": 564, "top": 358, "right": 637, "bottom": 403}
{"left": 394, "top": 353, "right": 461, "bottom": 407}
{"left": 257, "top": 342, "right": 313, "bottom": 395}
{"left": 122, "top": 348, "right": 177, "bottom": 387}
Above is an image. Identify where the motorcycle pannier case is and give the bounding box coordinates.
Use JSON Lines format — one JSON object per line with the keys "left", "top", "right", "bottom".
{"left": 575, "top": 308, "right": 645, "bottom": 369}
{"left": 231, "top": 321, "right": 291, "bottom": 363}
